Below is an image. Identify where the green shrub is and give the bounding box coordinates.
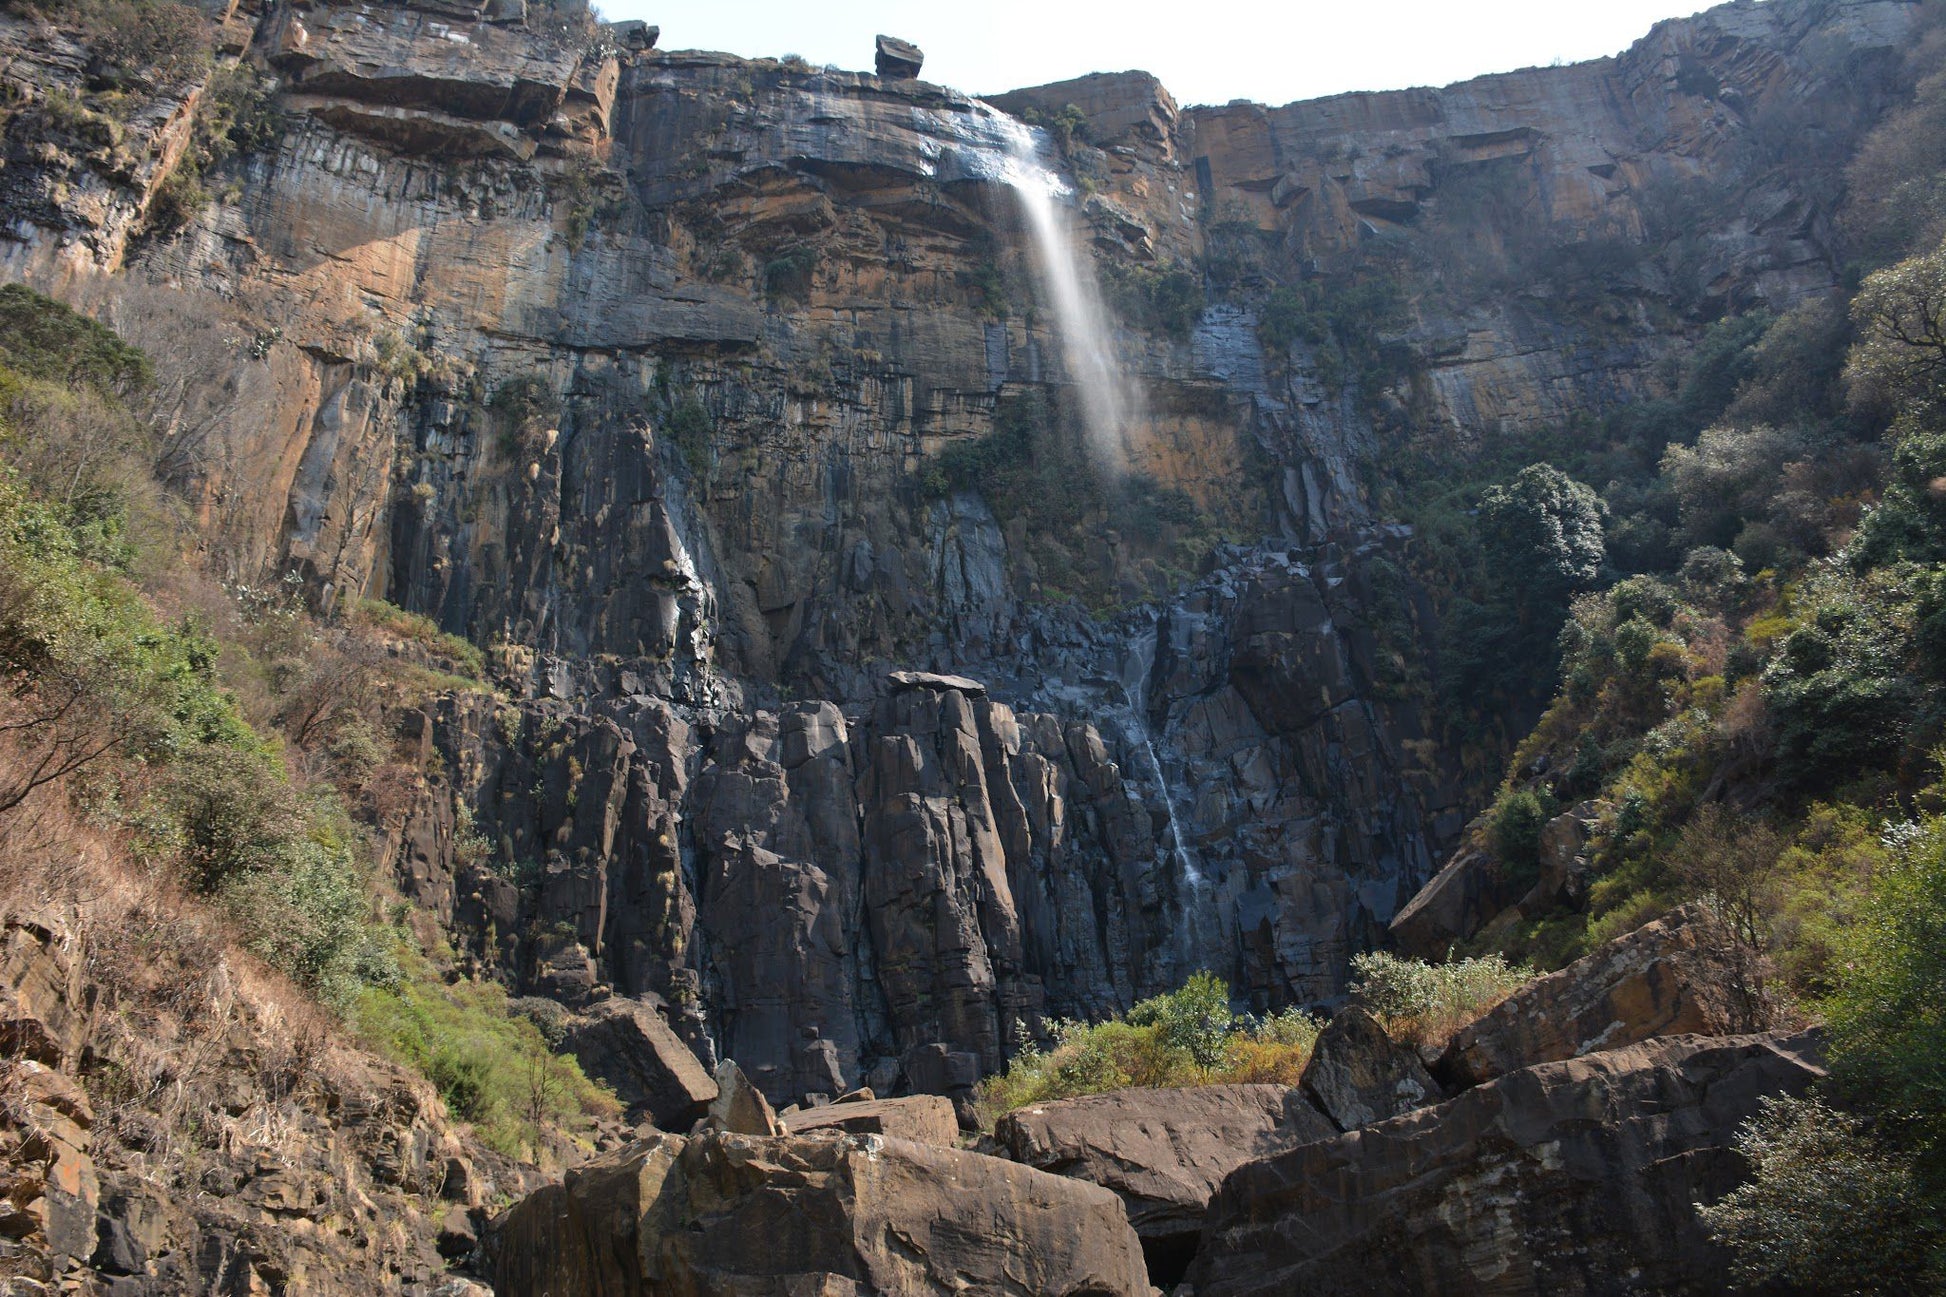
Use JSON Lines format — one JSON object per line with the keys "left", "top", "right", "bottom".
{"left": 664, "top": 396, "right": 713, "bottom": 477}
{"left": 352, "top": 940, "right": 619, "bottom": 1157}
{"left": 975, "top": 973, "right": 1322, "bottom": 1123}
{"left": 1488, "top": 787, "right": 1554, "bottom": 885}
{"left": 1126, "top": 970, "right": 1233, "bottom": 1070}
{"left": 1699, "top": 1096, "right": 1943, "bottom": 1293}
{"left": 0, "top": 284, "right": 152, "bottom": 394}
{"left": 1348, "top": 951, "right": 1531, "bottom": 1045}
{"left": 1100, "top": 262, "right": 1205, "bottom": 339}
{"left": 350, "top": 597, "right": 484, "bottom": 680}
{"left": 762, "top": 245, "right": 818, "bottom": 303}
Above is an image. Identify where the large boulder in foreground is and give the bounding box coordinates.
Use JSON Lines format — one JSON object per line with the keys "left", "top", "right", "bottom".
{"left": 561, "top": 997, "right": 717, "bottom": 1130}
{"left": 782, "top": 1094, "right": 959, "bottom": 1146}
{"left": 1190, "top": 1031, "right": 1825, "bottom": 1297}
{"left": 1438, "top": 904, "right": 1747, "bottom": 1089}
{"left": 492, "top": 1128, "right": 1152, "bottom": 1296}
{"left": 995, "top": 1084, "right": 1334, "bottom": 1284}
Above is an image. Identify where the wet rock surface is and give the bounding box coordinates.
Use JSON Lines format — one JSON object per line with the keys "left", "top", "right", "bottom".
{"left": 492, "top": 1128, "right": 1154, "bottom": 1297}
{"left": 1190, "top": 1031, "right": 1827, "bottom": 1297}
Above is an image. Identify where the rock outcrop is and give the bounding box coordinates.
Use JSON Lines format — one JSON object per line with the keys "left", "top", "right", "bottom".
{"left": 1300, "top": 1005, "right": 1443, "bottom": 1131}
{"left": 781, "top": 1094, "right": 960, "bottom": 1146}
{"left": 0, "top": 911, "right": 522, "bottom": 1294}
{"left": 561, "top": 996, "right": 719, "bottom": 1129}
{"left": 1438, "top": 904, "right": 1751, "bottom": 1089}
{"left": 994, "top": 1084, "right": 1334, "bottom": 1283}
{"left": 492, "top": 1129, "right": 1154, "bottom": 1297}
{"left": 1190, "top": 1031, "right": 1826, "bottom": 1297}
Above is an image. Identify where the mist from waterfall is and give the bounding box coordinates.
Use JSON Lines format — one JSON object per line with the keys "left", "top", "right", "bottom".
{"left": 992, "top": 119, "right": 1136, "bottom": 474}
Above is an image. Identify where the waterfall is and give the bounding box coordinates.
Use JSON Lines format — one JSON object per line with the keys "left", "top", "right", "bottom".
{"left": 992, "top": 120, "right": 1135, "bottom": 474}
{"left": 1120, "top": 620, "right": 1203, "bottom": 892}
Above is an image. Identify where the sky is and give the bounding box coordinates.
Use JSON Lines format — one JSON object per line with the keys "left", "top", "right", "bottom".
{"left": 602, "top": 0, "right": 1720, "bottom": 107}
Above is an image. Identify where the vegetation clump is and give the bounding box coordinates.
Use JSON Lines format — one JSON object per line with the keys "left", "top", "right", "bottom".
{"left": 975, "top": 972, "right": 1321, "bottom": 1123}
{"left": 0, "top": 284, "right": 612, "bottom": 1156}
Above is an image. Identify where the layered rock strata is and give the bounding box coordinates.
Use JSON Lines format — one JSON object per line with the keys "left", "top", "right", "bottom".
{"left": 0, "top": 0, "right": 1919, "bottom": 1109}
{"left": 1189, "top": 1031, "right": 1826, "bottom": 1297}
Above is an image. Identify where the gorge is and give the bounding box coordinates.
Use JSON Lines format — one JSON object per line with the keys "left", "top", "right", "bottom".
{"left": 2, "top": 0, "right": 1943, "bottom": 1291}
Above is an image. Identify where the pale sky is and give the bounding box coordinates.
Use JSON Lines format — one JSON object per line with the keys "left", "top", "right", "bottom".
{"left": 603, "top": 0, "right": 1718, "bottom": 107}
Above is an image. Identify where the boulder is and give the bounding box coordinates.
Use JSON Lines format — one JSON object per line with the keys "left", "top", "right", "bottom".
{"left": 561, "top": 997, "right": 718, "bottom": 1130}
{"left": 1386, "top": 847, "right": 1519, "bottom": 959}
{"left": 885, "top": 669, "right": 983, "bottom": 696}
{"left": 782, "top": 1094, "right": 958, "bottom": 1146}
{"left": 874, "top": 34, "right": 924, "bottom": 80}
{"left": 1300, "top": 1006, "right": 1442, "bottom": 1130}
{"left": 1438, "top": 904, "right": 1747, "bottom": 1089}
{"left": 492, "top": 1129, "right": 1152, "bottom": 1296}
{"left": 705, "top": 1059, "right": 782, "bottom": 1136}
{"left": 1191, "top": 1031, "right": 1826, "bottom": 1297}
{"left": 607, "top": 19, "right": 657, "bottom": 51}
{"left": 994, "top": 1085, "right": 1335, "bottom": 1285}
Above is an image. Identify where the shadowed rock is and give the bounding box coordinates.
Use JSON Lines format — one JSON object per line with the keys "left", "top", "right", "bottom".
{"left": 875, "top": 34, "right": 923, "bottom": 80}
{"left": 995, "top": 1084, "right": 1334, "bottom": 1286}
{"left": 1300, "top": 1006, "right": 1442, "bottom": 1130}
{"left": 561, "top": 997, "right": 718, "bottom": 1130}
{"left": 492, "top": 1128, "right": 1153, "bottom": 1296}
{"left": 1191, "top": 1031, "right": 1826, "bottom": 1297}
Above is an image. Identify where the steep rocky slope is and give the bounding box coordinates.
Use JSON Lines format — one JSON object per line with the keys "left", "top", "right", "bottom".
{"left": 0, "top": 0, "right": 1918, "bottom": 1116}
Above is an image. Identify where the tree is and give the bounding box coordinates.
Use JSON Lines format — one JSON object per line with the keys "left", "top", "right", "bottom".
{"left": 1847, "top": 236, "right": 1946, "bottom": 422}
{"left": 1127, "top": 971, "right": 1234, "bottom": 1072}
{"left": 1699, "top": 1096, "right": 1940, "bottom": 1294}
{"left": 1477, "top": 463, "right": 1606, "bottom": 613}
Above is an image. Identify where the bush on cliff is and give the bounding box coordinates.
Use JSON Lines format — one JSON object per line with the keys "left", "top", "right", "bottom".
{"left": 1348, "top": 951, "right": 1531, "bottom": 1047}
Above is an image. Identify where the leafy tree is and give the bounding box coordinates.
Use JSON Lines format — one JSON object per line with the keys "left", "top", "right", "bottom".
{"left": 1847, "top": 236, "right": 1946, "bottom": 423}
{"left": 1488, "top": 787, "right": 1554, "bottom": 886}
{"left": 1699, "top": 1096, "right": 1941, "bottom": 1293}
{"left": 1127, "top": 970, "right": 1234, "bottom": 1070}
{"left": 1477, "top": 463, "right": 1606, "bottom": 611}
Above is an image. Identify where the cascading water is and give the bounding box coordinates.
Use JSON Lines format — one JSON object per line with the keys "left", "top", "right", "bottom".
{"left": 991, "top": 118, "right": 1136, "bottom": 473}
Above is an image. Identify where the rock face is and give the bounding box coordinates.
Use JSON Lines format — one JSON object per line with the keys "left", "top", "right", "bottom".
{"left": 0, "top": 913, "right": 521, "bottom": 1294}
{"left": 0, "top": 0, "right": 1921, "bottom": 1111}
{"left": 994, "top": 1084, "right": 1334, "bottom": 1283}
{"left": 1300, "top": 1005, "right": 1443, "bottom": 1131}
{"left": 1438, "top": 904, "right": 1749, "bottom": 1089}
{"left": 0, "top": 915, "right": 91, "bottom": 1067}
{"left": 561, "top": 997, "right": 719, "bottom": 1129}
{"left": 781, "top": 1094, "right": 959, "bottom": 1146}
{"left": 1191, "top": 1031, "right": 1827, "bottom": 1297}
{"left": 492, "top": 1129, "right": 1153, "bottom": 1297}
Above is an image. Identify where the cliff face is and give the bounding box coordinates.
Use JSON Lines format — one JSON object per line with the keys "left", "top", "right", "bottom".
{"left": 0, "top": 0, "right": 1919, "bottom": 1106}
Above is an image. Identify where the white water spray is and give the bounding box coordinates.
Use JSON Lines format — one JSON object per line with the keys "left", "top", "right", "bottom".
{"left": 992, "top": 120, "right": 1134, "bottom": 472}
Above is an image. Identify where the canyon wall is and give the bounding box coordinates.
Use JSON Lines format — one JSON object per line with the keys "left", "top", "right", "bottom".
{"left": 0, "top": 0, "right": 1918, "bottom": 1105}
